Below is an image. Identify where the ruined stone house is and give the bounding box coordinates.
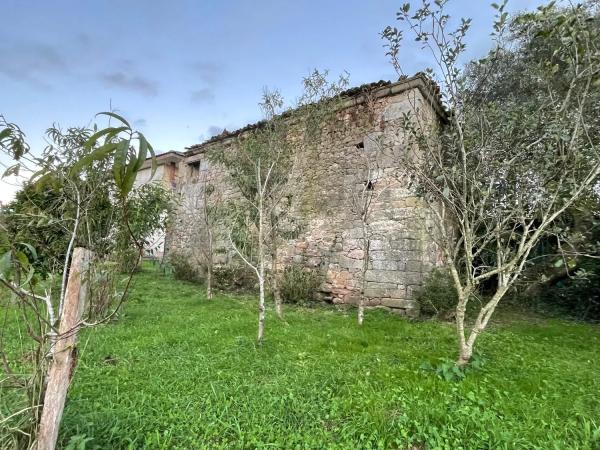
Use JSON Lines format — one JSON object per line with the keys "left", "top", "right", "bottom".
{"left": 141, "top": 74, "right": 446, "bottom": 316}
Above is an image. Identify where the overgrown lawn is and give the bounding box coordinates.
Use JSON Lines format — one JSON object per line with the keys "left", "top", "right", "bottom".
{"left": 57, "top": 265, "right": 599, "bottom": 449}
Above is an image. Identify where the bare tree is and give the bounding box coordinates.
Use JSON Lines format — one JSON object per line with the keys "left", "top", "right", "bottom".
{"left": 215, "top": 88, "right": 292, "bottom": 343}
{"left": 174, "top": 169, "right": 222, "bottom": 299}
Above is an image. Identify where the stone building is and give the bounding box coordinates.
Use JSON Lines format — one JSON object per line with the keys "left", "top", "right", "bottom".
{"left": 134, "top": 151, "right": 184, "bottom": 258}
{"left": 161, "top": 74, "right": 445, "bottom": 316}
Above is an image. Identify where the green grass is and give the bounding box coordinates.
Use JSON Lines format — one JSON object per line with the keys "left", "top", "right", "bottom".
{"left": 44, "top": 266, "right": 600, "bottom": 448}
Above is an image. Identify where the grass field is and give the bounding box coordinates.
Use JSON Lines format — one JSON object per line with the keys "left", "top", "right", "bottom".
{"left": 37, "top": 266, "right": 600, "bottom": 448}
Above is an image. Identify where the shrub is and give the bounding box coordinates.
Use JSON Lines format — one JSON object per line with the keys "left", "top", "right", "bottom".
{"left": 414, "top": 268, "right": 458, "bottom": 319}
{"left": 168, "top": 251, "right": 201, "bottom": 283}
{"left": 212, "top": 265, "right": 256, "bottom": 292}
{"left": 116, "top": 248, "right": 140, "bottom": 274}
{"left": 280, "top": 265, "right": 323, "bottom": 305}
{"left": 536, "top": 262, "right": 600, "bottom": 322}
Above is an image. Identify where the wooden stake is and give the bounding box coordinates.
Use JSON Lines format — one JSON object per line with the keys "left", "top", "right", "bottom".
{"left": 37, "top": 247, "right": 93, "bottom": 450}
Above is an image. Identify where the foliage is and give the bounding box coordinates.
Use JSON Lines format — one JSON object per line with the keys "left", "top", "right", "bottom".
{"left": 118, "top": 183, "right": 173, "bottom": 251}
{"left": 0, "top": 111, "right": 160, "bottom": 447}
{"left": 536, "top": 262, "right": 600, "bottom": 322}
{"left": 168, "top": 250, "right": 201, "bottom": 283}
{"left": 86, "top": 258, "right": 122, "bottom": 319}
{"left": 519, "top": 195, "right": 600, "bottom": 321}
{"left": 414, "top": 268, "right": 458, "bottom": 319}
{"left": 279, "top": 265, "right": 323, "bottom": 305}
{"left": 0, "top": 183, "right": 70, "bottom": 278}
{"left": 3, "top": 265, "right": 595, "bottom": 449}
{"left": 420, "top": 353, "right": 486, "bottom": 382}
{"left": 211, "top": 71, "right": 350, "bottom": 335}
{"left": 383, "top": 0, "right": 600, "bottom": 365}
{"left": 114, "top": 182, "right": 173, "bottom": 271}
{"left": 212, "top": 265, "right": 257, "bottom": 292}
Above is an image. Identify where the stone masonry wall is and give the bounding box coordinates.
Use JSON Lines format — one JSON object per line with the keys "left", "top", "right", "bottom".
{"left": 169, "top": 79, "right": 444, "bottom": 316}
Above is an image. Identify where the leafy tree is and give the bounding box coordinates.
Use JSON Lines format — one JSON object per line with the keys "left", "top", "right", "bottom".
{"left": 383, "top": 0, "right": 600, "bottom": 365}
{"left": 0, "top": 112, "right": 162, "bottom": 448}
{"left": 212, "top": 89, "right": 293, "bottom": 343}
{"left": 115, "top": 182, "right": 173, "bottom": 272}
{"left": 212, "top": 71, "right": 348, "bottom": 343}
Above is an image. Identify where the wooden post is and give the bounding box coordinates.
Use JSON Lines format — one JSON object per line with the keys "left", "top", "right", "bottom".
{"left": 37, "top": 247, "right": 93, "bottom": 450}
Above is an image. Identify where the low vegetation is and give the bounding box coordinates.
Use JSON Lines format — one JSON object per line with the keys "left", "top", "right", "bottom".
{"left": 36, "top": 265, "right": 599, "bottom": 449}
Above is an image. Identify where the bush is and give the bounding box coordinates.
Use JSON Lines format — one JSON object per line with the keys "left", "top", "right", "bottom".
{"left": 414, "top": 268, "right": 458, "bottom": 319}
{"left": 212, "top": 265, "right": 256, "bottom": 292}
{"left": 116, "top": 248, "right": 140, "bottom": 274}
{"left": 280, "top": 265, "right": 323, "bottom": 305}
{"left": 536, "top": 262, "right": 600, "bottom": 322}
{"left": 168, "top": 251, "right": 201, "bottom": 283}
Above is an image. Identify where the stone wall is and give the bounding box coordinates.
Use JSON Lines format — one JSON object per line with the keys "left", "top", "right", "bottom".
{"left": 168, "top": 76, "right": 444, "bottom": 315}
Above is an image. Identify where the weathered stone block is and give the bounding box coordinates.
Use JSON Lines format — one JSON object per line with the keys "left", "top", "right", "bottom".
{"left": 381, "top": 298, "right": 414, "bottom": 309}
{"left": 383, "top": 99, "right": 415, "bottom": 121}
{"left": 371, "top": 260, "right": 399, "bottom": 271}
{"left": 338, "top": 256, "right": 363, "bottom": 270}
{"left": 346, "top": 249, "right": 364, "bottom": 260}
{"left": 366, "top": 281, "right": 397, "bottom": 290}
{"left": 405, "top": 260, "right": 422, "bottom": 272}
{"left": 365, "top": 269, "right": 400, "bottom": 283}
{"left": 369, "top": 240, "right": 389, "bottom": 251}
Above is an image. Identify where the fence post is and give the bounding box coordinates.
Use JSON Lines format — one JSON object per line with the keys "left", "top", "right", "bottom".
{"left": 37, "top": 247, "right": 93, "bottom": 450}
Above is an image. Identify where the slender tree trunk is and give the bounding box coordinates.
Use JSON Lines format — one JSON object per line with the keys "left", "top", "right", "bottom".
{"left": 273, "top": 271, "right": 283, "bottom": 319}
{"left": 258, "top": 271, "right": 265, "bottom": 343}
{"left": 455, "top": 285, "right": 509, "bottom": 367}
{"left": 37, "top": 248, "right": 93, "bottom": 450}
{"left": 358, "top": 222, "right": 369, "bottom": 325}
{"left": 206, "top": 263, "right": 213, "bottom": 300}
{"left": 205, "top": 215, "right": 214, "bottom": 300}
{"left": 455, "top": 292, "right": 469, "bottom": 366}
{"left": 257, "top": 199, "right": 266, "bottom": 344}
{"left": 270, "top": 238, "right": 283, "bottom": 319}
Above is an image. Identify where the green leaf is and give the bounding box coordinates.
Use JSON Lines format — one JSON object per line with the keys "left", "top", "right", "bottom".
{"left": 113, "top": 140, "right": 129, "bottom": 190}
{"left": 70, "top": 142, "right": 119, "bottom": 177}
{"left": 19, "top": 242, "right": 37, "bottom": 260}
{"left": 2, "top": 164, "right": 20, "bottom": 178}
{"left": 96, "top": 112, "right": 131, "bottom": 129}
{"left": 133, "top": 134, "right": 149, "bottom": 174}
{"left": 147, "top": 141, "right": 157, "bottom": 178}
{"left": 0, "top": 128, "right": 12, "bottom": 141}
{"left": 84, "top": 126, "right": 128, "bottom": 149}
{"left": 15, "top": 250, "right": 29, "bottom": 269}
{"left": 19, "top": 264, "right": 35, "bottom": 287}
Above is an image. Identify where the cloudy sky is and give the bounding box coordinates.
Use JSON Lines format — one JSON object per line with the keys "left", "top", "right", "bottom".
{"left": 0, "top": 0, "right": 545, "bottom": 202}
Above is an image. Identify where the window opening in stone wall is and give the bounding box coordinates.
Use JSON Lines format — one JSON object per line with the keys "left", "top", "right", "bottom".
{"left": 189, "top": 161, "right": 200, "bottom": 182}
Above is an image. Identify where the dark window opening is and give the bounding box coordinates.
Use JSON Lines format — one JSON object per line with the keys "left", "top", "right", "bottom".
{"left": 189, "top": 161, "right": 200, "bottom": 182}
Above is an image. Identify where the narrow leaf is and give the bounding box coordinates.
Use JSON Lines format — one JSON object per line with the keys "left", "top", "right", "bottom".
{"left": 96, "top": 112, "right": 131, "bottom": 129}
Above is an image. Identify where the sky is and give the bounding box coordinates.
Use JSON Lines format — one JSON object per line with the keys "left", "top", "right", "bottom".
{"left": 0, "top": 0, "right": 546, "bottom": 203}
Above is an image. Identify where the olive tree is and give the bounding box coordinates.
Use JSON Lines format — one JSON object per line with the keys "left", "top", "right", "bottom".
{"left": 383, "top": 0, "right": 600, "bottom": 365}
{"left": 212, "top": 89, "right": 293, "bottom": 343}
{"left": 212, "top": 71, "right": 348, "bottom": 343}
